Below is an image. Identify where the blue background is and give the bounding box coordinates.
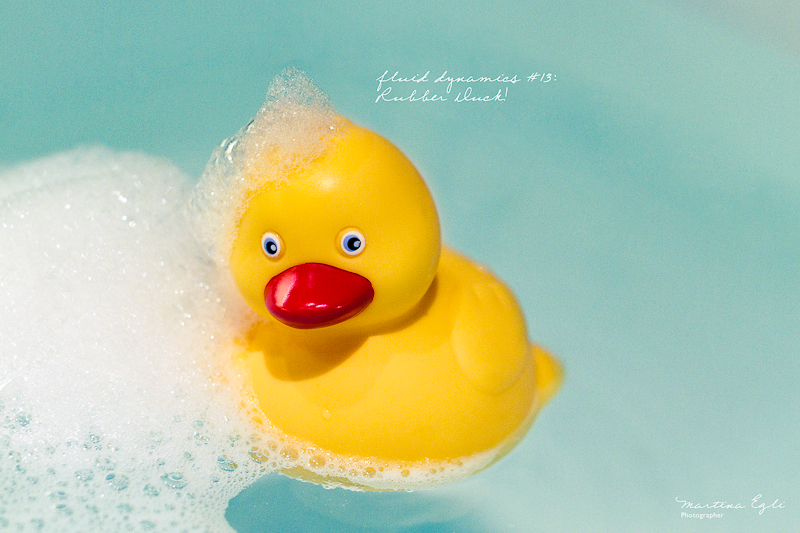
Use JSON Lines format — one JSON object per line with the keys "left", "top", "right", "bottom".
{"left": 2, "top": 1, "right": 798, "bottom": 531}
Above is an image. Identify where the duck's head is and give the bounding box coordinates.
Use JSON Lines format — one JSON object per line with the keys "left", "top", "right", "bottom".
{"left": 229, "top": 122, "right": 440, "bottom": 334}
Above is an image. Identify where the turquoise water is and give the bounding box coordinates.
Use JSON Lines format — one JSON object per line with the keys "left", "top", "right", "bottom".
{"left": 2, "top": 1, "right": 799, "bottom": 531}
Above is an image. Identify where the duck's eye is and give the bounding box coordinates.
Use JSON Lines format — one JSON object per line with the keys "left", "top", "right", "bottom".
{"left": 261, "top": 232, "right": 282, "bottom": 258}
{"left": 339, "top": 229, "right": 365, "bottom": 256}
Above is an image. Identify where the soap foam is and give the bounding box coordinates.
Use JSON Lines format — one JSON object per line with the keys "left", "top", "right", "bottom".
{"left": 0, "top": 147, "right": 262, "bottom": 531}
{"left": 235, "top": 415, "right": 510, "bottom": 491}
{"left": 191, "top": 68, "right": 344, "bottom": 269}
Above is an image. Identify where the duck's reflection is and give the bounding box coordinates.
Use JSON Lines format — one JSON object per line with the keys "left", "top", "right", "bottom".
{"left": 226, "top": 473, "right": 489, "bottom": 532}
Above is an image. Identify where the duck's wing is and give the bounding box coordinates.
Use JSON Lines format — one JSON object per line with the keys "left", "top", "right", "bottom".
{"left": 443, "top": 249, "right": 532, "bottom": 395}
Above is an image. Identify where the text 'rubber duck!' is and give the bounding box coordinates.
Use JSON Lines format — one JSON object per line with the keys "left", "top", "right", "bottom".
{"left": 195, "top": 69, "right": 562, "bottom": 490}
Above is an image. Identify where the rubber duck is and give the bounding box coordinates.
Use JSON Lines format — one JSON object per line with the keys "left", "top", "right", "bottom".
{"left": 227, "top": 114, "right": 561, "bottom": 486}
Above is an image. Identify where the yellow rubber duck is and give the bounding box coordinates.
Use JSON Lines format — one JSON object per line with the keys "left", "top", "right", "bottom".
{"left": 230, "top": 119, "right": 561, "bottom": 485}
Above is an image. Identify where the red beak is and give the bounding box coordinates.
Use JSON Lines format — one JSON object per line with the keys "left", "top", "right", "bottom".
{"left": 264, "top": 263, "right": 374, "bottom": 329}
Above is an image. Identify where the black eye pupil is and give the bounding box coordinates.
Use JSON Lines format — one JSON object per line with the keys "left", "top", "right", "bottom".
{"left": 346, "top": 237, "right": 361, "bottom": 251}
{"left": 266, "top": 241, "right": 277, "bottom": 254}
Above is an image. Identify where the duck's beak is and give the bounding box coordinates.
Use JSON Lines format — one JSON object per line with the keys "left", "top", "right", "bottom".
{"left": 264, "top": 263, "right": 374, "bottom": 329}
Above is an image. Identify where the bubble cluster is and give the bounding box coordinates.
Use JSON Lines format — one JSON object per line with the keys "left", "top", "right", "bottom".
{"left": 0, "top": 148, "right": 261, "bottom": 531}
{"left": 237, "top": 411, "right": 507, "bottom": 491}
{"left": 191, "top": 68, "right": 345, "bottom": 268}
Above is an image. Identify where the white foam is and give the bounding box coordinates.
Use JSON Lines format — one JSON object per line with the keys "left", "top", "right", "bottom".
{"left": 0, "top": 147, "right": 262, "bottom": 531}
{"left": 191, "top": 68, "right": 343, "bottom": 268}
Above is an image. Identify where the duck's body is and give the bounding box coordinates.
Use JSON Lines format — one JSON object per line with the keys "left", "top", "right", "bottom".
{"left": 239, "top": 247, "right": 561, "bottom": 462}
{"left": 217, "top": 90, "right": 561, "bottom": 486}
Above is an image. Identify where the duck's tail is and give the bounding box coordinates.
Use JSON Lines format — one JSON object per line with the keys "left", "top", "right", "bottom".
{"left": 532, "top": 344, "right": 563, "bottom": 404}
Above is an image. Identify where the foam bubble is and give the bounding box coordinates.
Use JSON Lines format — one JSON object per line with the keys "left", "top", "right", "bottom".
{"left": 236, "top": 423, "right": 507, "bottom": 491}
{"left": 0, "top": 147, "right": 263, "bottom": 531}
{"left": 191, "top": 68, "right": 344, "bottom": 268}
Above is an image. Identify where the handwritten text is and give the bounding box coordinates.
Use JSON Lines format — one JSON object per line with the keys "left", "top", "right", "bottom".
{"left": 374, "top": 69, "right": 556, "bottom": 104}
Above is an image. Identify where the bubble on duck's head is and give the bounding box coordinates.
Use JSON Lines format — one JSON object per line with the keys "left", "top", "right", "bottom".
{"left": 192, "top": 68, "right": 345, "bottom": 266}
